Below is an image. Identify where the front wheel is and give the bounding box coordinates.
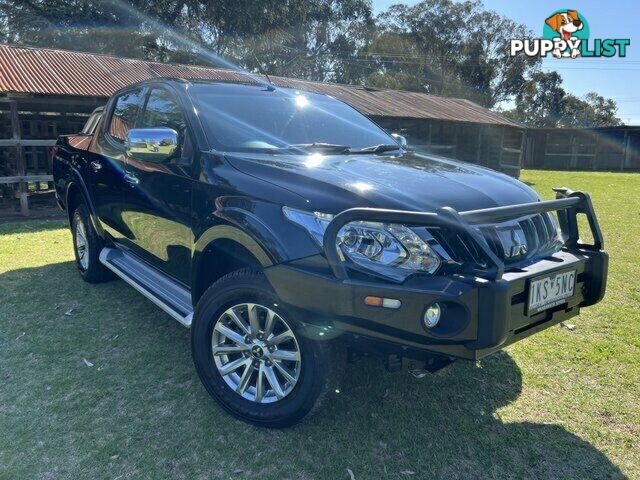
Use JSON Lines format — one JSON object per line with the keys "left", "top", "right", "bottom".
{"left": 191, "top": 269, "right": 335, "bottom": 428}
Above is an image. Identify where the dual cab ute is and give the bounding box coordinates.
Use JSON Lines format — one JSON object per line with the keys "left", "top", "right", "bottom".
{"left": 53, "top": 78, "right": 608, "bottom": 427}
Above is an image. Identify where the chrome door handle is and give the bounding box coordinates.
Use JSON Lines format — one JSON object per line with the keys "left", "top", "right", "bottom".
{"left": 90, "top": 160, "right": 102, "bottom": 171}
{"left": 123, "top": 173, "right": 140, "bottom": 185}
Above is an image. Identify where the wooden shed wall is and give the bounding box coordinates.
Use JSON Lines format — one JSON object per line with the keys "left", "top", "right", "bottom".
{"left": 0, "top": 94, "right": 105, "bottom": 216}
{"left": 373, "top": 117, "right": 523, "bottom": 178}
{"left": 524, "top": 127, "right": 640, "bottom": 171}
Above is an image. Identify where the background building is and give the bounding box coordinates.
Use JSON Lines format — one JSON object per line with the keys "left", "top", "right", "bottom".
{"left": 524, "top": 127, "right": 640, "bottom": 171}
{"left": 1, "top": 44, "right": 525, "bottom": 216}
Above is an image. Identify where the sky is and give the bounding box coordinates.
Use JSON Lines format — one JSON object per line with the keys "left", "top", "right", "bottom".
{"left": 372, "top": 0, "right": 640, "bottom": 124}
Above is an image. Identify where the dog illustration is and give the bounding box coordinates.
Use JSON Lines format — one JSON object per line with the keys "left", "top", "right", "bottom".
{"left": 545, "top": 10, "right": 584, "bottom": 58}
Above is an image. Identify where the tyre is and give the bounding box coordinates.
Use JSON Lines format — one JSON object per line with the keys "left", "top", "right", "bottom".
{"left": 191, "top": 268, "right": 336, "bottom": 428}
{"left": 71, "top": 203, "right": 113, "bottom": 283}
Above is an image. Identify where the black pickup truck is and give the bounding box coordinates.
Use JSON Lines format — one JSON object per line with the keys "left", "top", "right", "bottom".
{"left": 52, "top": 78, "right": 608, "bottom": 427}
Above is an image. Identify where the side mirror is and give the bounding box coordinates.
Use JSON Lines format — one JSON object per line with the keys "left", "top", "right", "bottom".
{"left": 125, "top": 128, "right": 179, "bottom": 162}
{"left": 391, "top": 133, "right": 407, "bottom": 149}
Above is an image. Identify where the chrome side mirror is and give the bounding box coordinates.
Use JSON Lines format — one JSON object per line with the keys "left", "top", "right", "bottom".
{"left": 391, "top": 133, "right": 407, "bottom": 149}
{"left": 125, "top": 128, "right": 178, "bottom": 162}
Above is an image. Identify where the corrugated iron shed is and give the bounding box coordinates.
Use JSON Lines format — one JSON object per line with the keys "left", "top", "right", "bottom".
{"left": 0, "top": 43, "right": 521, "bottom": 127}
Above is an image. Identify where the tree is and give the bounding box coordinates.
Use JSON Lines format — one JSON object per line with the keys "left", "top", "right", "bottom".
{"left": 0, "top": 0, "right": 373, "bottom": 82}
{"left": 505, "top": 71, "right": 566, "bottom": 127}
{"left": 4, "top": 1, "right": 137, "bottom": 59}
{"left": 503, "top": 72, "right": 623, "bottom": 128}
{"left": 215, "top": 0, "right": 374, "bottom": 82}
{"left": 358, "top": 0, "right": 540, "bottom": 107}
{"left": 0, "top": 0, "right": 205, "bottom": 61}
{"left": 559, "top": 93, "right": 622, "bottom": 128}
{"left": 0, "top": 0, "right": 622, "bottom": 126}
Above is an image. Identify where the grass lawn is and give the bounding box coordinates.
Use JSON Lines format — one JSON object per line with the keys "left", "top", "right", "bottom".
{"left": 1, "top": 169, "right": 638, "bottom": 479}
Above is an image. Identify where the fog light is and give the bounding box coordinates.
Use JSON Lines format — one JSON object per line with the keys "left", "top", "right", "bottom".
{"left": 423, "top": 303, "right": 441, "bottom": 328}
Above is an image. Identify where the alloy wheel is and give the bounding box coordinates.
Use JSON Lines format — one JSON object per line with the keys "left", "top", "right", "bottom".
{"left": 75, "top": 217, "right": 89, "bottom": 270}
{"left": 211, "top": 303, "right": 302, "bottom": 403}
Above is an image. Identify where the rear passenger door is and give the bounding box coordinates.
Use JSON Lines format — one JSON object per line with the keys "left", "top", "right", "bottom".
{"left": 120, "top": 86, "right": 194, "bottom": 284}
{"left": 89, "top": 87, "right": 145, "bottom": 241}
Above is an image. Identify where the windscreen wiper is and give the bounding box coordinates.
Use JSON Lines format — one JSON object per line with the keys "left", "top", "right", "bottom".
{"left": 350, "top": 144, "right": 403, "bottom": 154}
{"left": 282, "top": 143, "right": 351, "bottom": 153}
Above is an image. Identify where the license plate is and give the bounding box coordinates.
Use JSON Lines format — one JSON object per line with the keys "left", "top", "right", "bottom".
{"left": 528, "top": 270, "right": 576, "bottom": 314}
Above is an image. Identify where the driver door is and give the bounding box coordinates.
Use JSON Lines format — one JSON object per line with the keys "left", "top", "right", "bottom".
{"left": 88, "top": 87, "right": 145, "bottom": 241}
{"left": 119, "top": 87, "right": 194, "bottom": 284}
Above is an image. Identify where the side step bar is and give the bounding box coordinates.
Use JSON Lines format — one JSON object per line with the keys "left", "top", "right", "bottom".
{"left": 99, "top": 247, "right": 193, "bottom": 327}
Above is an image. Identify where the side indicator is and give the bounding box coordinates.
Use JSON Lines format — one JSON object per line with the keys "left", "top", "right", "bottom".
{"left": 364, "top": 296, "right": 401, "bottom": 309}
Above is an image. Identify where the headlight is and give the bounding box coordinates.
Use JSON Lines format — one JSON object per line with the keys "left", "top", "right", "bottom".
{"left": 283, "top": 207, "right": 442, "bottom": 280}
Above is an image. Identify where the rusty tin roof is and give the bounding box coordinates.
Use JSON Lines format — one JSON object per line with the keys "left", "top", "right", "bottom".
{"left": 0, "top": 44, "right": 520, "bottom": 127}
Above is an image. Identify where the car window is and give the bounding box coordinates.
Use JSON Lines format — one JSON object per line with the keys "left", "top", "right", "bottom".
{"left": 81, "top": 109, "right": 103, "bottom": 135}
{"left": 107, "top": 89, "right": 144, "bottom": 143}
{"left": 190, "top": 84, "right": 393, "bottom": 152}
{"left": 138, "top": 88, "right": 192, "bottom": 163}
{"left": 140, "top": 88, "right": 187, "bottom": 143}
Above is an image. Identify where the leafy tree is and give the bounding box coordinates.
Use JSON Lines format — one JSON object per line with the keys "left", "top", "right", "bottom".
{"left": 0, "top": 0, "right": 201, "bottom": 60}
{"left": 504, "top": 72, "right": 622, "bottom": 128}
{"left": 505, "top": 71, "right": 566, "bottom": 127}
{"left": 359, "top": 0, "right": 540, "bottom": 108}
{"left": 216, "top": 0, "right": 374, "bottom": 82}
{"left": 0, "top": 0, "right": 622, "bottom": 128}
{"left": 0, "top": 0, "right": 372, "bottom": 82}
{"left": 559, "top": 93, "right": 622, "bottom": 128}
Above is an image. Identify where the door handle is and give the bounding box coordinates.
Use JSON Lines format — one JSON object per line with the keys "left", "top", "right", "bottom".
{"left": 90, "top": 160, "right": 102, "bottom": 172}
{"left": 123, "top": 173, "right": 140, "bottom": 185}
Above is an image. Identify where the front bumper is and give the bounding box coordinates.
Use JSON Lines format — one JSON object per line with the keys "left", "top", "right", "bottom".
{"left": 265, "top": 188, "right": 608, "bottom": 361}
{"left": 265, "top": 248, "right": 607, "bottom": 361}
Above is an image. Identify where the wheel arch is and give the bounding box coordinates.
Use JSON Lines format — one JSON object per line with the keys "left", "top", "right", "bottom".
{"left": 64, "top": 174, "right": 105, "bottom": 237}
{"left": 192, "top": 225, "right": 275, "bottom": 305}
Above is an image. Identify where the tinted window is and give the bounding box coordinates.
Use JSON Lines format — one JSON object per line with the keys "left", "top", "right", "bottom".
{"left": 190, "top": 84, "right": 393, "bottom": 152}
{"left": 108, "top": 89, "right": 144, "bottom": 143}
{"left": 140, "top": 88, "right": 187, "bottom": 143}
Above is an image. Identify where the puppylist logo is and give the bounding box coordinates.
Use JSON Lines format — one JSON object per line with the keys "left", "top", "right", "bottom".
{"left": 510, "top": 9, "right": 630, "bottom": 59}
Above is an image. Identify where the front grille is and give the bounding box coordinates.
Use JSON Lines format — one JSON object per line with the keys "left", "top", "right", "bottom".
{"left": 476, "top": 213, "right": 562, "bottom": 265}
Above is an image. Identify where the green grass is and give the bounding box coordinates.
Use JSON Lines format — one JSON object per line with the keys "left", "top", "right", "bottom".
{"left": 1, "top": 170, "right": 638, "bottom": 479}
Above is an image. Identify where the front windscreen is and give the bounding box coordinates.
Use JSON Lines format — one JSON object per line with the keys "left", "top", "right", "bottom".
{"left": 190, "top": 84, "right": 394, "bottom": 152}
